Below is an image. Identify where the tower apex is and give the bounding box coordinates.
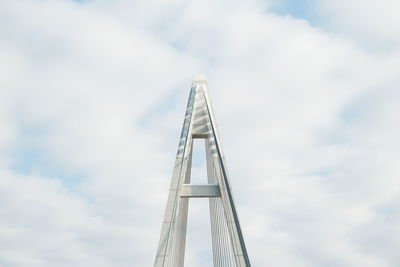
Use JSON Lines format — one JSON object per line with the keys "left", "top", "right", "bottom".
{"left": 192, "top": 73, "right": 208, "bottom": 85}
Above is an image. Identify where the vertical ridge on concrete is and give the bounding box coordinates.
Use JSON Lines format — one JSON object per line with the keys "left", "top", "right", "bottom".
{"left": 154, "top": 75, "right": 251, "bottom": 267}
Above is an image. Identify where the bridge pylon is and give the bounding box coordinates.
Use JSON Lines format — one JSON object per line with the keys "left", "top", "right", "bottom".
{"left": 154, "top": 75, "right": 251, "bottom": 267}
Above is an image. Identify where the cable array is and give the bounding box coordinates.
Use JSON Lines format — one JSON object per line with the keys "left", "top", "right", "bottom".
{"left": 206, "top": 137, "right": 236, "bottom": 267}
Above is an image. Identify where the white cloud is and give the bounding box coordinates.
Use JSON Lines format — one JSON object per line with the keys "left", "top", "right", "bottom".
{"left": 312, "top": 0, "right": 400, "bottom": 49}
{"left": 0, "top": 0, "right": 399, "bottom": 266}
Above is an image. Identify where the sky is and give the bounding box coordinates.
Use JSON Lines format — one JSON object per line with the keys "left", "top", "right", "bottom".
{"left": 0, "top": 0, "right": 399, "bottom": 266}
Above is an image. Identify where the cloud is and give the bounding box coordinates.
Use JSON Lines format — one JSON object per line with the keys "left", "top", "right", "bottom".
{"left": 311, "top": 0, "right": 400, "bottom": 49}
{"left": 0, "top": 0, "right": 399, "bottom": 266}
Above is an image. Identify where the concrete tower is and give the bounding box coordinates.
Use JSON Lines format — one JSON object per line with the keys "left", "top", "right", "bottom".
{"left": 154, "top": 75, "right": 251, "bottom": 267}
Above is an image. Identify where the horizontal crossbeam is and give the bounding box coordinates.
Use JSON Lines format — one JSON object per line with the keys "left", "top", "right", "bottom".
{"left": 180, "top": 184, "right": 221, "bottom": 198}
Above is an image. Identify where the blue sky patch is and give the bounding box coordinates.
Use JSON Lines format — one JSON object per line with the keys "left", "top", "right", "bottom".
{"left": 268, "top": 0, "right": 320, "bottom": 26}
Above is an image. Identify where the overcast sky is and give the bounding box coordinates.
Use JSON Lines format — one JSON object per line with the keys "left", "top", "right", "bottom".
{"left": 1, "top": 0, "right": 400, "bottom": 266}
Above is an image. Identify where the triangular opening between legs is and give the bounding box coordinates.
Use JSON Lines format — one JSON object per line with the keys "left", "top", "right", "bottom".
{"left": 184, "top": 198, "right": 214, "bottom": 266}
{"left": 189, "top": 138, "right": 208, "bottom": 185}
